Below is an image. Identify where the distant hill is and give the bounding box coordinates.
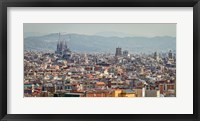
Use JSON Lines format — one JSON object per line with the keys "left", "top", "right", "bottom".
{"left": 24, "top": 32, "right": 48, "bottom": 38}
{"left": 24, "top": 33, "right": 176, "bottom": 54}
{"left": 95, "top": 31, "right": 134, "bottom": 38}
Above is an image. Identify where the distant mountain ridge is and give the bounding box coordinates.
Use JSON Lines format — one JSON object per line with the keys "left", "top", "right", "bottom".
{"left": 95, "top": 31, "right": 135, "bottom": 38}
{"left": 24, "top": 33, "right": 176, "bottom": 54}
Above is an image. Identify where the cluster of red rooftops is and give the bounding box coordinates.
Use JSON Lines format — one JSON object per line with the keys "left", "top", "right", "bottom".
{"left": 24, "top": 48, "right": 176, "bottom": 97}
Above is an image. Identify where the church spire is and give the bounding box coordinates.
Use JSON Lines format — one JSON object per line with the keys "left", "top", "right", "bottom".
{"left": 64, "top": 40, "right": 67, "bottom": 48}
{"left": 56, "top": 32, "right": 71, "bottom": 56}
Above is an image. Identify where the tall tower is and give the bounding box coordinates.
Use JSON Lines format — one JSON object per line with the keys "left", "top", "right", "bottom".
{"left": 123, "top": 50, "right": 129, "bottom": 57}
{"left": 56, "top": 32, "right": 72, "bottom": 59}
{"left": 62, "top": 35, "right": 71, "bottom": 59}
{"left": 168, "top": 50, "right": 173, "bottom": 59}
{"left": 63, "top": 40, "right": 69, "bottom": 53}
{"left": 56, "top": 32, "right": 62, "bottom": 54}
{"left": 154, "top": 52, "right": 159, "bottom": 61}
{"left": 115, "top": 47, "right": 122, "bottom": 57}
{"left": 61, "top": 40, "right": 64, "bottom": 52}
{"left": 64, "top": 40, "right": 67, "bottom": 49}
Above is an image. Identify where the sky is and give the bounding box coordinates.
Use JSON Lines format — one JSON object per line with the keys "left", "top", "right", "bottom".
{"left": 24, "top": 23, "right": 176, "bottom": 37}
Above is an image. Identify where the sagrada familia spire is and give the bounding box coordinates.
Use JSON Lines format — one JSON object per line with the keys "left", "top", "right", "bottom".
{"left": 55, "top": 33, "right": 71, "bottom": 59}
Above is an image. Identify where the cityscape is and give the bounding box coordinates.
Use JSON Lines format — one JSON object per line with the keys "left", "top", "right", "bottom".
{"left": 24, "top": 23, "right": 176, "bottom": 97}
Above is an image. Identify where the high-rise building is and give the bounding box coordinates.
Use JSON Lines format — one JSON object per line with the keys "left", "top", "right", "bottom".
{"left": 168, "top": 50, "right": 173, "bottom": 59}
{"left": 154, "top": 52, "right": 159, "bottom": 61}
{"left": 115, "top": 47, "right": 122, "bottom": 56}
{"left": 167, "top": 50, "right": 174, "bottom": 63}
{"left": 123, "top": 50, "right": 129, "bottom": 57}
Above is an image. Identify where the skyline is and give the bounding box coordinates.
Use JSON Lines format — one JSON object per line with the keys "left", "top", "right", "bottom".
{"left": 24, "top": 23, "right": 176, "bottom": 97}
{"left": 24, "top": 32, "right": 176, "bottom": 54}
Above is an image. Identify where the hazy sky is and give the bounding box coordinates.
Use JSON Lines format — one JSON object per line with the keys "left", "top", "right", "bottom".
{"left": 24, "top": 23, "right": 176, "bottom": 37}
